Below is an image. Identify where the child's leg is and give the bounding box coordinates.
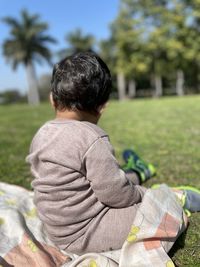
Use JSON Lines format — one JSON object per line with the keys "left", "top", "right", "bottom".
{"left": 152, "top": 184, "right": 200, "bottom": 213}
{"left": 119, "top": 185, "right": 188, "bottom": 266}
{"left": 64, "top": 185, "right": 187, "bottom": 267}
{"left": 124, "top": 170, "right": 141, "bottom": 185}
{"left": 122, "top": 149, "right": 156, "bottom": 184}
{"left": 174, "top": 185, "right": 200, "bottom": 213}
{"left": 63, "top": 205, "right": 139, "bottom": 254}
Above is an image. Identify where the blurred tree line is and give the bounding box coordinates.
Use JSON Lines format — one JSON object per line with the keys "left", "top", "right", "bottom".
{"left": 2, "top": 0, "right": 200, "bottom": 104}
{"left": 102, "top": 0, "right": 200, "bottom": 99}
{"left": 0, "top": 90, "right": 26, "bottom": 104}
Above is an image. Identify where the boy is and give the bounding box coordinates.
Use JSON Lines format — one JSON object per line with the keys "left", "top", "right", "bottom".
{"left": 26, "top": 52, "right": 200, "bottom": 255}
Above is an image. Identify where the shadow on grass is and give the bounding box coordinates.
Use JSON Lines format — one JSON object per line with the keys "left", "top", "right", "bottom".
{"left": 169, "top": 228, "right": 188, "bottom": 267}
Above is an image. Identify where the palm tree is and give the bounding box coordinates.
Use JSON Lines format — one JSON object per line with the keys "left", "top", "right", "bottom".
{"left": 59, "top": 28, "right": 95, "bottom": 59}
{"left": 2, "top": 9, "right": 56, "bottom": 105}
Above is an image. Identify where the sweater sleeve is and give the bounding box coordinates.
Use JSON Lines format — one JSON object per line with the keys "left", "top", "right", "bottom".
{"left": 83, "top": 137, "right": 146, "bottom": 208}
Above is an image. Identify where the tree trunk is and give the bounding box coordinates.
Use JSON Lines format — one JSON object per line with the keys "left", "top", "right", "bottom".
{"left": 154, "top": 74, "right": 163, "bottom": 97}
{"left": 117, "top": 72, "right": 126, "bottom": 100}
{"left": 197, "top": 63, "right": 200, "bottom": 93}
{"left": 26, "top": 62, "right": 40, "bottom": 105}
{"left": 198, "top": 72, "right": 200, "bottom": 93}
{"left": 176, "top": 69, "right": 184, "bottom": 96}
{"left": 128, "top": 79, "right": 136, "bottom": 99}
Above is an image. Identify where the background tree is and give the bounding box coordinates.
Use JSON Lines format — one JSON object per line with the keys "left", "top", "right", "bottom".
{"left": 107, "top": 0, "right": 200, "bottom": 98}
{"left": 59, "top": 28, "right": 95, "bottom": 59}
{"left": 110, "top": 3, "right": 150, "bottom": 100}
{"left": 2, "top": 9, "right": 56, "bottom": 105}
{"left": 38, "top": 73, "right": 52, "bottom": 101}
{"left": 99, "top": 37, "right": 116, "bottom": 77}
{"left": 0, "top": 89, "right": 26, "bottom": 104}
{"left": 154, "top": 1, "right": 188, "bottom": 96}
{"left": 99, "top": 36, "right": 118, "bottom": 97}
{"left": 122, "top": 0, "right": 171, "bottom": 97}
{"left": 182, "top": 0, "right": 200, "bottom": 92}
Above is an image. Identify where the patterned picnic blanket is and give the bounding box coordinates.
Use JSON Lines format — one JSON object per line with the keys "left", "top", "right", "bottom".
{"left": 0, "top": 182, "right": 187, "bottom": 267}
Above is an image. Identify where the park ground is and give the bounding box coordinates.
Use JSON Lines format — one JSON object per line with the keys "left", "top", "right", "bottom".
{"left": 0, "top": 95, "right": 200, "bottom": 266}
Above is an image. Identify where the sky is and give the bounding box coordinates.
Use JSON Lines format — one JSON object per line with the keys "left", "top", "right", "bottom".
{"left": 0, "top": 0, "right": 119, "bottom": 93}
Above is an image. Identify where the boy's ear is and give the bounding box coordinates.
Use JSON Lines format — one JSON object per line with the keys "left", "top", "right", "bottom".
{"left": 49, "top": 92, "right": 55, "bottom": 108}
{"left": 97, "top": 102, "right": 108, "bottom": 114}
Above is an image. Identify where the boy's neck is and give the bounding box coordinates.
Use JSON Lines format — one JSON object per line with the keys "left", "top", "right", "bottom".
{"left": 55, "top": 109, "right": 100, "bottom": 124}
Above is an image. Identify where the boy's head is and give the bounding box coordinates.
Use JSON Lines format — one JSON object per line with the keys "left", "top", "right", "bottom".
{"left": 51, "top": 52, "right": 112, "bottom": 114}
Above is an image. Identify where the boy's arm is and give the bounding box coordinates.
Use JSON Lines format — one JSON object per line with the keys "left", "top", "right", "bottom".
{"left": 83, "top": 137, "right": 146, "bottom": 208}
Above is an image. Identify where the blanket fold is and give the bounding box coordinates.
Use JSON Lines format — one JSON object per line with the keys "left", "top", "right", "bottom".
{"left": 0, "top": 183, "right": 186, "bottom": 267}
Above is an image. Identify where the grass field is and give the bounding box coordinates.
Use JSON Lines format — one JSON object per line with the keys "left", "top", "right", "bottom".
{"left": 0, "top": 95, "right": 200, "bottom": 266}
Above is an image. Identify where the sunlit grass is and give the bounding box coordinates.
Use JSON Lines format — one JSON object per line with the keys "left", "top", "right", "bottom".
{"left": 0, "top": 95, "right": 200, "bottom": 265}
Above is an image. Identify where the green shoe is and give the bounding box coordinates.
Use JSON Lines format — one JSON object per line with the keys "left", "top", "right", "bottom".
{"left": 122, "top": 149, "right": 156, "bottom": 183}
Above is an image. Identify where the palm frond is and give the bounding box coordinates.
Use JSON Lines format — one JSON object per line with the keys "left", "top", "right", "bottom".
{"left": 2, "top": 17, "right": 20, "bottom": 28}
{"left": 2, "top": 10, "right": 56, "bottom": 68}
{"left": 65, "top": 28, "right": 95, "bottom": 53}
{"left": 36, "top": 35, "right": 57, "bottom": 44}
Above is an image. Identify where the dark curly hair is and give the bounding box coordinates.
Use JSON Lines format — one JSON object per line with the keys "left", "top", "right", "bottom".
{"left": 51, "top": 52, "right": 112, "bottom": 114}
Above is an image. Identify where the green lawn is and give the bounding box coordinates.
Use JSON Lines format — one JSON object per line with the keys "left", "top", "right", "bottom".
{"left": 0, "top": 96, "right": 200, "bottom": 266}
